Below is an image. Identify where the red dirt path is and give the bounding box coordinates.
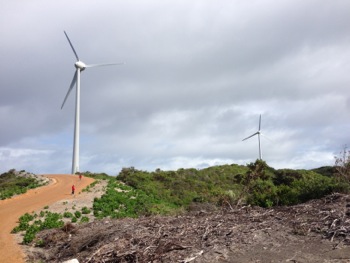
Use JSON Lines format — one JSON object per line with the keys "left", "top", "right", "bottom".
{"left": 0, "top": 174, "right": 94, "bottom": 263}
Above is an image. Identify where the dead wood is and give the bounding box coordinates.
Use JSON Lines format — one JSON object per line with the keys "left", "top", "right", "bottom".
{"left": 26, "top": 193, "right": 350, "bottom": 263}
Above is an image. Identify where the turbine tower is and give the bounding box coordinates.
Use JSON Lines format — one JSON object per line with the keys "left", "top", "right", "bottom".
{"left": 61, "top": 31, "right": 122, "bottom": 174}
{"left": 242, "top": 114, "right": 264, "bottom": 160}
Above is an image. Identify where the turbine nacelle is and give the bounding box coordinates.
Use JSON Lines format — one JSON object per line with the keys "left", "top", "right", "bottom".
{"left": 75, "top": 61, "right": 86, "bottom": 70}
{"left": 61, "top": 30, "right": 123, "bottom": 174}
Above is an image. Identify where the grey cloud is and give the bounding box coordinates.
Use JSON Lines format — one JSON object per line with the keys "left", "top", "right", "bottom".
{"left": 1, "top": 1, "right": 350, "bottom": 174}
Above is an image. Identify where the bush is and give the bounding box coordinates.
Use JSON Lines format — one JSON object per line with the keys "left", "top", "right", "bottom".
{"left": 93, "top": 179, "right": 173, "bottom": 218}
{"left": 247, "top": 179, "right": 278, "bottom": 207}
{"left": 291, "top": 172, "right": 336, "bottom": 202}
{"left": 80, "top": 216, "right": 89, "bottom": 223}
{"left": 74, "top": 211, "right": 81, "bottom": 218}
{"left": 23, "top": 225, "right": 40, "bottom": 244}
{"left": 81, "top": 207, "right": 91, "bottom": 214}
{"left": 11, "top": 213, "right": 34, "bottom": 233}
{"left": 0, "top": 171, "right": 46, "bottom": 200}
{"left": 116, "top": 164, "right": 249, "bottom": 210}
{"left": 242, "top": 161, "right": 343, "bottom": 207}
{"left": 40, "top": 212, "right": 64, "bottom": 229}
{"left": 63, "top": 212, "right": 73, "bottom": 218}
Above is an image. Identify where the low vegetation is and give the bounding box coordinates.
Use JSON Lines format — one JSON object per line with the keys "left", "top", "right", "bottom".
{"left": 12, "top": 211, "right": 64, "bottom": 244}
{"left": 92, "top": 179, "right": 173, "bottom": 219}
{"left": 116, "top": 161, "right": 349, "bottom": 209}
{"left": 0, "top": 170, "right": 46, "bottom": 200}
{"left": 12, "top": 204, "right": 96, "bottom": 244}
{"left": 10, "top": 152, "right": 350, "bottom": 245}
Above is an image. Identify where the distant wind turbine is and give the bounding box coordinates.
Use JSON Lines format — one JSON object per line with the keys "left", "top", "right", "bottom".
{"left": 242, "top": 114, "right": 268, "bottom": 160}
{"left": 61, "top": 31, "right": 123, "bottom": 174}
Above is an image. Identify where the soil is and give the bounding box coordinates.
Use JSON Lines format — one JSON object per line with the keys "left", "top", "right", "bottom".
{"left": 25, "top": 193, "right": 350, "bottom": 263}
{"left": 0, "top": 174, "right": 95, "bottom": 263}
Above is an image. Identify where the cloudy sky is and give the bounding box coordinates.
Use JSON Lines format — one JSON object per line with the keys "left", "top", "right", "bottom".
{"left": 1, "top": 1, "right": 349, "bottom": 175}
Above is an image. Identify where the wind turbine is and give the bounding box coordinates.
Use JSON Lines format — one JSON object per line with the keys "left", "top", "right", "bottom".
{"left": 61, "top": 31, "right": 122, "bottom": 174}
{"left": 242, "top": 114, "right": 265, "bottom": 160}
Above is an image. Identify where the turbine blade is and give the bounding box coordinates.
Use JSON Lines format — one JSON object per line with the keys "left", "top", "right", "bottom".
{"left": 85, "top": 62, "right": 124, "bottom": 68}
{"left": 259, "top": 114, "right": 262, "bottom": 131}
{"left": 64, "top": 31, "right": 79, "bottom": 61}
{"left": 242, "top": 132, "right": 259, "bottom": 141}
{"left": 260, "top": 133, "right": 273, "bottom": 142}
{"left": 61, "top": 71, "right": 77, "bottom": 109}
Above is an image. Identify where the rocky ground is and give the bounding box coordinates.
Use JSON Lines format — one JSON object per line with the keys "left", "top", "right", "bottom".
{"left": 21, "top": 191, "right": 350, "bottom": 263}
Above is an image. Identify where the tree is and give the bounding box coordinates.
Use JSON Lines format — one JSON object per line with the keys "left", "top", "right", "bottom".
{"left": 245, "top": 159, "right": 268, "bottom": 184}
{"left": 334, "top": 145, "right": 350, "bottom": 183}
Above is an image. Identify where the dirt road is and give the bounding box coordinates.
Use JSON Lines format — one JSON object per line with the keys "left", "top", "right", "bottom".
{"left": 0, "top": 174, "right": 94, "bottom": 263}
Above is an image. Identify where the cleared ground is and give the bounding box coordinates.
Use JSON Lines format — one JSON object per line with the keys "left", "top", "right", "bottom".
{"left": 27, "top": 193, "right": 350, "bottom": 263}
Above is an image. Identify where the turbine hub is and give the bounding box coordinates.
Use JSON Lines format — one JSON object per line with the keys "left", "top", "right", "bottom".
{"left": 75, "top": 61, "right": 86, "bottom": 70}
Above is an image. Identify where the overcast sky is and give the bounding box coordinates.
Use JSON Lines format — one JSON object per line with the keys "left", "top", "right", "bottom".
{"left": 1, "top": 1, "right": 349, "bottom": 175}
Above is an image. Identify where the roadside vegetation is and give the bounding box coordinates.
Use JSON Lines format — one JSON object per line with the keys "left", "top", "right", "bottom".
{"left": 11, "top": 204, "right": 95, "bottom": 244}
{"left": 0, "top": 169, "right": 47, "bottom": 200}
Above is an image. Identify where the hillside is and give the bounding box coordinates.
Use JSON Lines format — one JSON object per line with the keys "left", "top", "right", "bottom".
{"left": 8, "top": 161, "right": 350, "bottom": 262}
{"left": 0, "top": 169, "right": 49, "bottom": 200}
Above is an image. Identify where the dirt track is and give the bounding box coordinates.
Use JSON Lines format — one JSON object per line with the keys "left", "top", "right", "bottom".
{"left": 0, "top": 174, "right": 94, "bottom": 263}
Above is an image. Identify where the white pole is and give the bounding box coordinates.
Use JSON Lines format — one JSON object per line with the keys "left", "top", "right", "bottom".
{"left": 72, "top": 68, "right": 80, "bottom": 174}
{"left": 258, "top": 133, "right": 262, "bottom": 160}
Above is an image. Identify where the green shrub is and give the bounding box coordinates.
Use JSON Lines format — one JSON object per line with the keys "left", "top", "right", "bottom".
{"left": 242, "top": 161, "right": 343, "bottom": 207}
{"left": 63, "top": 212, "right": 73, "bottom": 218}
{"left": 11, "top": 213, "right": 35, "bottom": 233}
{"left": 247, "top": 179, "right": 278, "bottom": 207}
{"left": 82, "top": 180, "right": 99, "bottom": 193}
{"left": 0, "top": 171, "right": 46, "bottom": 200}
{"left": 40, "top": 212, "right": 64, "bottom": 230}
{"left": 80, "top": 216, "right": 89, "bottom": 223}
{"left": 12, "top": 212, "right": 57, "bottom": 244}
{"left": 92, "top": 178, "right": 176, "bottom": 218}
{"left": 74, "top": 211, "right": 81, "bottom": 218}
{"left": 116, "top": 164, "right": 248, "bottom": 211}
{"left": 291, "top": 171, "right": 335, "bottom": 202}
{"left": 23, "top": 225, "right": 40, "bottom": 244}
{"left": 81, "top": 207, "right": 91, "bottom": 214}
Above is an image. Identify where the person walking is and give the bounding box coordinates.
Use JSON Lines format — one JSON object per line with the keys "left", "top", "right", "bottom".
{"left": 79, "top": 174, "right": 82, "bottom": 180}
{"left": 71, "top": 184, "right": 75, "bottom": 195}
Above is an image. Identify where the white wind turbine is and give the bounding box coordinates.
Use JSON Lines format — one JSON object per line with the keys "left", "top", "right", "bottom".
{"left": 61, "top": 31, "right": 122, "bottom": 174}
{"left": 242, "top": 114, "right": 267, "bottom": 160}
